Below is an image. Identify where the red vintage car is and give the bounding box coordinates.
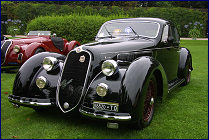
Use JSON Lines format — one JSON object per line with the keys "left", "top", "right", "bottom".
{"left": 1, "top": 31, "right": 80, "bottom": 66}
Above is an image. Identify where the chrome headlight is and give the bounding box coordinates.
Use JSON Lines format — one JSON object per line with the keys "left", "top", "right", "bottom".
{"left": 36, "top": 76, "right": 47, "bottom": 89}
{"left": 96, "top": 83, "right": 109, "bottom": 97}
{"left": 42, "top": 57, "right": 58, "bottom": 71}
{"left": 101, "top": 60, "right": 118, "bottom": 76}
{"left": 13, "top": 45, "right": 20, "bottom": 53}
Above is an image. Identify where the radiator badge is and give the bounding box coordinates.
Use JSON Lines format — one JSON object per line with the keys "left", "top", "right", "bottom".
{"left": 79, "top": 55, "right": 85, "bottom": 63}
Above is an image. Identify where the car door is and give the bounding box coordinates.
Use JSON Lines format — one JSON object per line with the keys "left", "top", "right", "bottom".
{"left": 155, "top": 24, "right": 180, "bottom": 83}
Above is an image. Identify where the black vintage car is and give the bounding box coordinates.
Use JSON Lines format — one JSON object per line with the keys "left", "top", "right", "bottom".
{"left": 8, "top": 18, "right": 192, "bottom": 129}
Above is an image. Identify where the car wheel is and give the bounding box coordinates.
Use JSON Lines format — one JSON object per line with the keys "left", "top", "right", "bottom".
{"left": 181, "top": 60, "right": 191, "bottom": 86}
{"left": 34, "top": 48, "right": 45, "bottom": 54}
{"left": 33, "top": 107, "right": 46, "bottom": 114}
{"left": 134, "top": 75, "right": 157, "bottom": 129}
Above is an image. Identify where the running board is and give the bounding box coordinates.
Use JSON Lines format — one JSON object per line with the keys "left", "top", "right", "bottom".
{"left": 168, "top": 78, "right": 185, "bottom": 93}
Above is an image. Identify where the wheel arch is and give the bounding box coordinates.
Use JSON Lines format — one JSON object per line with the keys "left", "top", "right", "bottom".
{"left": 13, "top": 52, "right": 65, "bottom": 97}
{"left": 178, "top": 47, "right": 193, "bottom": 78}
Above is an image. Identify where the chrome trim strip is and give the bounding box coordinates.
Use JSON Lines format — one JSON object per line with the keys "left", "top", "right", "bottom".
{"left": 56, "top": 50, "right": 92, "bottom": 113}
{"left": 1, "top": 40, "right": 6, "bottom": 49}
{"left": 81, "top": 71, "right": 102, "bottom": 104}
{"left": 79, "top": 109, "right": 131, "bottom": 121}
{"left": 1, "top": 40, "right": 12, "bottom": 65}
{"left": 8, "top": 96, "right": 52, "bottom": 106}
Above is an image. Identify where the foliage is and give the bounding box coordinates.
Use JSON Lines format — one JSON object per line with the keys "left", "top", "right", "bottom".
{"left": 27, "top": 15, "right": 109, "bottom": 44}
{"left": 2, "top": 19, "right": 24, "bottom": 35}
{"left": 189, "top": 28, "right": 201, "bottom": 39}
{"left": 1, "top": 2, "right": 207, "bottom": 37}
{"left": 99, "top": 6, "right": 111, "bottom": 17}
{"left": 1, "top": 40, "right": 208, "bottom": 139}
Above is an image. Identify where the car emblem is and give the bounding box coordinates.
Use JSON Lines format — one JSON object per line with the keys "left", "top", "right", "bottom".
{"left": 79, "top": 55, "right": 85, "bottom": 63}
{"left": 76, "top": 47, "right": 82, "bottom": 53}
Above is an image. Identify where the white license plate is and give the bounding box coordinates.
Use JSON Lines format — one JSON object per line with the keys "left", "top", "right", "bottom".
{"left": 93, "top": 101, "right": 119, "bottom": 112}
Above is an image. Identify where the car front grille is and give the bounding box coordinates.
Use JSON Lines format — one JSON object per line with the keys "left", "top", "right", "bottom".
{"left": 1, "top": 40, "right": 12, "bottom": 65}
{"left": 57, "top": 50, "right": 91, "bottom": 112}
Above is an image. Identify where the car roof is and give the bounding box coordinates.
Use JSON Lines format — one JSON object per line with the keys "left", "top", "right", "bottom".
{"left": 107, "top": 17, "right": 169, "bottom": 24}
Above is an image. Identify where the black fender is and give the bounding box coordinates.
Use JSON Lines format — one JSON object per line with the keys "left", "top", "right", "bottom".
{"left": 178, "top": 47, "right": 193, "bottom": 78}
{"left": 82, "top": 56, "right": 168, "bottom": 122}
{"left": 13, "top": 52, "right": 65, "bottom": 99}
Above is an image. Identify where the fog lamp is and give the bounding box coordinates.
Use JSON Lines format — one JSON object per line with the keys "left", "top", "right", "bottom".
{"left": 36, "top": 76, "right": 47, "bottom": 89}
{"left": 96, "top": 83, "right": 109, "bottom": 97}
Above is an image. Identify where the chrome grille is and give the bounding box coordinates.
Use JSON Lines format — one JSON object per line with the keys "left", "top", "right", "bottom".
{"left": 1, "top": 40, "right": 12, "bottom": 65}
{"left": 57, "top": 50, "right": 91, "bottom": 113}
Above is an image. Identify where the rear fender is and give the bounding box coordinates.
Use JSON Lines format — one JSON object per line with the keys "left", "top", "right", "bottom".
{"left": 64, "top": 40, "right": 80, "bottom": 55}
{"left": 178, "top": 47, "right": 193, "bottom": 78}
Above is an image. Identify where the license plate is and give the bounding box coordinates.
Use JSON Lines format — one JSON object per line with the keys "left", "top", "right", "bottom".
{"left": 93, "top": 101, "right": 119, "bottom": 112}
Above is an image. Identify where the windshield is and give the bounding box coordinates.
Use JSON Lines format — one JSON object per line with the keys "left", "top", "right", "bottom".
{"left": 28, "top": 31, "right": 51, "bottom": 36}
{"left": 97, "top": 21, "right": 160, "bottom": 38}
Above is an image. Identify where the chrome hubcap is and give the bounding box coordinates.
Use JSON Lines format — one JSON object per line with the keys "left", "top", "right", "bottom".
{"left": 150, "top": 97, "right": 154, "bottom": 105}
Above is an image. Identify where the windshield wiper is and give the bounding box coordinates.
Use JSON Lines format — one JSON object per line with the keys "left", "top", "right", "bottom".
{"left": 97, "top": 25, "right": 115, "bottom": 39}
{"left": 129, "top": 27, "right": 140, "bottom": 38}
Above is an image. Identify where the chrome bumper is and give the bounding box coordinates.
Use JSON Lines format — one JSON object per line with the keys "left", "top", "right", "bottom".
{"left": 8, "top": 95, "right": 53, "bottom": 107}
{"left": 79, "top": 106, "right": 131, "bottom": 121}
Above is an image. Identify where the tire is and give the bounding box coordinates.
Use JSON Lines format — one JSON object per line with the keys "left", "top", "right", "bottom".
{"left": 181, "top": 60, "right": 191, "bottom": 86}
{"left": 134, "top": 75, "right": 157, "bottom": 129}
{"left": 34, "top": 48, "right": 45, "bottom": 55}
{"left": 33, "top": 107, "right": 47, "bottom": 114}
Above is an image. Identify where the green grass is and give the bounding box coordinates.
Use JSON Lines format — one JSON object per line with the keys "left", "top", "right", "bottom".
{"left": 1, "top": 40, "right": 208, "bottom": 139}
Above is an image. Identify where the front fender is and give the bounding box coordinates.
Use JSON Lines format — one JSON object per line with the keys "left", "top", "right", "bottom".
{"left": 13, "top": 52, "right": 65, "bottom": 99}
{"left": 22, "top": 42, "right": 49, "bottom": 58}
{"left": 82, "top": 56, "right": 168, "bottom": 122}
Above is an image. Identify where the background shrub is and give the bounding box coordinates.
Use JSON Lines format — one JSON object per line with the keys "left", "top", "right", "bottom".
{"left": 27, "top": 15, "right": 108, "bottom": 44}
{"left": 1, "top": 2, "right": 208, "bottom": 37}
{"left": 27, "top": 15, "right": 130, "bottom": 44}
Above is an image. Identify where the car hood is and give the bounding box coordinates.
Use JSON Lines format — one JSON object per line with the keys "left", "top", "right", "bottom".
{"left": 82, "top": 37, "right": 155, "bottom": 61}
{"left": 11, "top": 37, "right": 48, "bottom": 45}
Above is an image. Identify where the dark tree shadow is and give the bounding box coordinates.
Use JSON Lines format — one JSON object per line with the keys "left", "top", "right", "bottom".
{"left": 1, "top": 66, "right": 20, "bottom": 73}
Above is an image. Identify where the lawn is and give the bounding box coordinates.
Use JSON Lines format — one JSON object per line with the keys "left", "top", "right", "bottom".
{"left": 1, "top": 40, "right": 208, "bottom": 139}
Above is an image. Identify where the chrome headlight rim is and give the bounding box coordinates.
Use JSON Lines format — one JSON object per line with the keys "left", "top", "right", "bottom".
{"left": 36, "top": 76, "right": 47, "bottom": 89}
{"left": 96, "top": 83, "right": 109, "bottom": 97}
{"left": 13, "top": 45, "right": 20, "bottom": 53}
{"left": 101, "top": 60, "right": 118, "bottom": 76}
{"left": 42, "top": 56, "right": 58, "bottom": 71}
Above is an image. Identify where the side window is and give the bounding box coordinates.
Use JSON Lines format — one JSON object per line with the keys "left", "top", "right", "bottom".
{"left": 171, "top": 26, "right": 180, "bottom": 44}
{"left": 162, "top": 25, "right": 169, "bottom": 42}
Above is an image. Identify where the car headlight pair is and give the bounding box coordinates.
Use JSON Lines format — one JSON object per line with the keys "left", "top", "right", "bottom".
{"left": 13, "top": 45, "right": 20, "bottom": 53}
{"left": 96, "top": 60, "right": 118, "bottom": 97}
{"left": 42, "top": 57, "right": 58, "bottom": 71}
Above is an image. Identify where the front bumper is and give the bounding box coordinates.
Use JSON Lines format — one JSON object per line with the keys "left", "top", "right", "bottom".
{"left": 79, "top": 105, "right": 131, "bottom": 121}
{"left": 8, "top": 94, "right": 55, "bottom": 107}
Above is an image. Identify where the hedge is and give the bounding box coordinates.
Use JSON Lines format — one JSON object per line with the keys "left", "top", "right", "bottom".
{"left": 27, "top": 15, "right": 128, "bottom": 44}
{"left": 2, "top": 2, "right": 207, "bottom": 37}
